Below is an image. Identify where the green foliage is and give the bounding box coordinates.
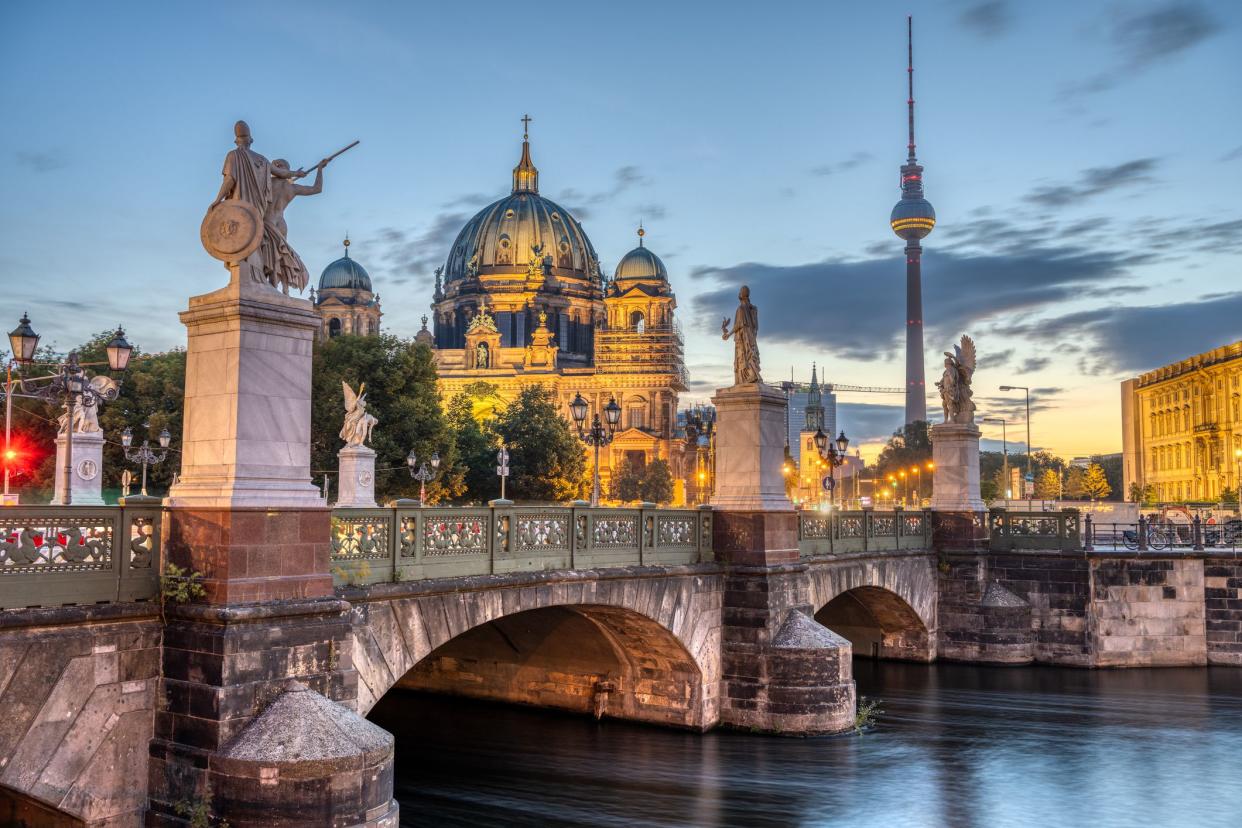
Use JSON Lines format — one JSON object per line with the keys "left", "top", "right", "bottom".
{"left": 161, "top": 563, "right": 206, "bottom": 604}
{"left": 854, "top": 696, "right": 883, "bottom": 735}
{"left": 1064, "top": 466, "right": 1086, "bottom": 499}
{"left": 331, "top": 560, "right": 372, "bottom": 586}
{"left": 875, "top": 421, "right": 931, "bottom": 480}
{"left": 174, "top": 793, "right": 228, "bottom": 828}
{"left": 610, "top": 462, "right": 643, "bottom": 502}
{"left": 1034, "top": 468, "right": 1062, "bottom": 499}
{"left": 980, "top": 476, "right": 1000, "bottom": 502}
{"left": 1082, "top": 463, "right": 1111, "bottom": 501}
{"left": 492, "top": 385, "right": 585, "bottom": 503}
{"left": 1221, "top": 487, "right": 1240, "bottom": 505}
{"left": 311, "top": 334, "right": 457, "bottom": 504}
{"left": 608, "top": 458, "right": 675, "bottom": 504}
{"left": 445, "top": 390, "right": 501, "bottom": 503}
{"left": 1093, "top": 453, "right": 1123, "bottom": 500}
{"left": 1129, "top": 482, "right": 1156, "bottom": 504}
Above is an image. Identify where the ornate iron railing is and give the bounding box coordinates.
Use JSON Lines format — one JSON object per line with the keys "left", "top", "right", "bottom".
{"left": 0, "top": 502, "right": 161, "bottom": 610}
{"left": 797, "top": 509, "right": 932, "bottom": 557}
{"left": 329, "top": 504, "right": 714, "bottom": 586}
{"left": 988, "top": 508, "right": 1081, "bottom": 551}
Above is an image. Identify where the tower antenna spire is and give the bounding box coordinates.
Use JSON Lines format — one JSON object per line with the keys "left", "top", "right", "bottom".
{"left": 907, "top": 15, "right": 916, "bottom": 162}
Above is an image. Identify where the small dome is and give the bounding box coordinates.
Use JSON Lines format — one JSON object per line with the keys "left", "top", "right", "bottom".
{"left": 319, "top": 240, "right": 372, "bottom": 291}
{"left": 890, "top": 198, "right": 936, "bottom": 241}
{"left": 614, "top": 244, "right": 668, "bottom": 282}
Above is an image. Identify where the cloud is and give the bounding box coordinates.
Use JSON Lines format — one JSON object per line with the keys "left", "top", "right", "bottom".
{"left": 1025, "top": 158, "right": 1159, "bottom": 207}
{"left": 1017, "top": 356, "right": 1051, "bottom": 373}
{"left": 995, "top": 293, "right": 1242, "bottom": 374}
{"left": 837, "top": 402, "right": 906, "bottom": 444}
{"left": 810, "top": 152, "right": 873, "bottom": 177}
{"left": 959, "top": 1, "right": 1011, "bottom": 37}
{"left": 1060, "top": 2, "right": 1220, "bottom": 97}
{"left": 557, "top": 165, "right": 649, "bottom": 213}
{"left": 977, "top": 348, "right": 1015, "bottom": 370}
{"left": 1222, "top": 145, "right": 1242, "bottom": 163}
{"left": 690, "top": 245, "right": 1134, "bottom": 362}
{"left": 15, "top": 150, "right": 67, "bottom": 172}
{"left": 369, "top": 210, "right": 471, "bottom": 287}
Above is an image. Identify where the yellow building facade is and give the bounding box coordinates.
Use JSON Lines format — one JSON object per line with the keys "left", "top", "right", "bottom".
{"left": 1121, "top": 340, "right": 1242, "bottom": 502}
{"left": 429, "top": 130, "right": 687, "bottom": 500}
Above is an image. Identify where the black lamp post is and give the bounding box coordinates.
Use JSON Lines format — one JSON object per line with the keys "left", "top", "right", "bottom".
{"left": 814, "top": 428, "right": 849, "bottom": 508}
{"left": 570, "top": 392, "right": 620, "bottom": 507}
{"left": 406, "top": 449, "right": 441, "bottom": 506}
{"left": 3, "top": 314, "right": 131, "bottom": 505}
{"left": 121, "top": 421, "right": 172, "bottom": 497}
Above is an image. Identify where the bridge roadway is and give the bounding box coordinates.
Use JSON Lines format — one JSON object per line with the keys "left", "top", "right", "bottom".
{"left": 0, "top": 503, "right": 1237, "bottom": 826}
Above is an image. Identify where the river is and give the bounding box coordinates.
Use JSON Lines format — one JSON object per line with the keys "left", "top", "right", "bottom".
{"left": 369, "top": 661, "right": 1242, "bottom": 827}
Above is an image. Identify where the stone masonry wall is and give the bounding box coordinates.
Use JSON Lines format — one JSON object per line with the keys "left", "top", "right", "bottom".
{"left": 1204, "top": 558, "right": 1242, "bottom": 666}
{"left": 0, "top": 606, "right": 160, "bottom": 828}
{"left": 1089, "top": 558, "right": 1206, "bottom": 667}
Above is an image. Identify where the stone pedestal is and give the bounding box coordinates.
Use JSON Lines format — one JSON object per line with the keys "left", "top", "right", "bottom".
{"left": 710, "top": 383, "right": 792, "bottom": 512}
{"left": 337, "top": 445, "right": 378, "bottom": 508}
{"left": 50, "top": 429, "right": 105, "bottom": 506}
{"left": 714, "top": 510, "right": 855, "bottom": 734}
{"left": 166, "top": 278, "right": 324, "bottom": 509}
{"left": 930, "top": 422, "right": 988, "bottom": 551}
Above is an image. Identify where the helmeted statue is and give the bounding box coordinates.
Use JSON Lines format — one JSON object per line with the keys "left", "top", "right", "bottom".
{"left": 340, "top": 381, "right": 378, "bottom": 447}
{"left": 722, "top": 285, "right": 761, "bottom": 385}
{"left": 936, "top": 335, "right": 977, "bottom": 424}
{"left": 263, "top": 158, "right": 326, "bottom": 294}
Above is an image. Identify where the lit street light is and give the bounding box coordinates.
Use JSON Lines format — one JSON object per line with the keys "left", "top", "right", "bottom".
{"left": 569, "top": 393, "right": 621, "bottom": 507}
{"left": 4, "top": 314, "right": 132, "bottom": 505}
{"left": 813, "top": 428, "right": 849, "bottom": 508}
{"left": 999, "top": 384, "right": 1032, "bottom": 497}
{"left": 121, "top": 421, "right": 172, "bottom": 497}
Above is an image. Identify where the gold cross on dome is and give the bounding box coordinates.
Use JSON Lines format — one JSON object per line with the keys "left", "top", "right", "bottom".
{"left": 521, "top": 114, "right": 532, "bottom": 139}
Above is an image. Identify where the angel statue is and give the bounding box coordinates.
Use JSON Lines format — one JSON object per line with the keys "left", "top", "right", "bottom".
{"left": 936, "top": 335, "right": 977, "bottom": 424}
{"left": 57, "top": 375, "right": 119, "bottom": 434}
{"left": 340, "top": 381, "right": 378, "bottom": 448}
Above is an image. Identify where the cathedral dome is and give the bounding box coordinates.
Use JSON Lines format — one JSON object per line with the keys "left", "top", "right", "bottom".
{"left": 442, "top": 136, "right": 600, "bottom": 283}
{"left": 319, "top": 240, "right": 372, "bottom": 291}
{"left": 614, "top": 228, "right": 667, "bottom": 282}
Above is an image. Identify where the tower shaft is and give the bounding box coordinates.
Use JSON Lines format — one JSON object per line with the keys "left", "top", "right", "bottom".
{"left": 905, "top": 240, "right": 926, "bottom": 423}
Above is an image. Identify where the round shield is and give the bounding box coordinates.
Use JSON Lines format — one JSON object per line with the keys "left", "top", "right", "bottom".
{"left": 200, "top": 200, "right": 263, "bottom": 262}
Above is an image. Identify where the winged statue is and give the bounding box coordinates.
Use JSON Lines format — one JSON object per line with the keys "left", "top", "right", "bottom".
{"left": 936, "top": 335, "right": 977, "bottom": 424}
{"left": 58, "top": 375, "right": 119, "bottom": 434}
{"left": 340, "top": 381, "right": 378, "bottom": 448}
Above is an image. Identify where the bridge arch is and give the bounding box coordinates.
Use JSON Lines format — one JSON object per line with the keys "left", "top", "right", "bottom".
{"left": 806, "top": 556, "right": 938, "bottom": 662}
{"left": 348, "top": 573, "right": 721, "bottom": 730}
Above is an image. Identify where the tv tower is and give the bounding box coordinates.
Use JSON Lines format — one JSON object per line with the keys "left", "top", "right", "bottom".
{"left": 890, "top": 15, "right": 936, "bottom": 425}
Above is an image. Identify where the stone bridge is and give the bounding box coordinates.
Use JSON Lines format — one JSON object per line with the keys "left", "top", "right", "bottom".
{"left": 1, "top": 503, "right": 1238, "bottom": 826}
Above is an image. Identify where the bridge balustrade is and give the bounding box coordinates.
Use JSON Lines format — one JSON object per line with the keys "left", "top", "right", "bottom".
{"left": 987, "top": 508, "right": 1081, "bottom": 551}
{"left": 329, "top": 504, "right": 714, "bottom": 586}
{"left": 0, "top": 501, "right": 161, "bottom": 610}
{"left": 797, "top": 509, "right": 932, "bottom": 558}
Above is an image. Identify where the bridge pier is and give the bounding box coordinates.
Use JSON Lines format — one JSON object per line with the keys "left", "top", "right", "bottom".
{"left": 715, "top": 511, "right": 856, "bottom": 735}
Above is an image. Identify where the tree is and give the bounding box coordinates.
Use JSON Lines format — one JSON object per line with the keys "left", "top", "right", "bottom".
{"left": 1220, "top": 487, "right": 1239, "bottom": 506}
{"left": 1128, "top": 482, "right": 1155, "bottom": 504}
{"left": 640, "top": 459, "right": 674, "bottom": 504}
{"left": 1093, "top": 454, "right": 1123, "bottom": 501}
{"left": 1034, "top": 468, "right": 1062, "bottom": 499}
{"left": 1081, "top": 463, "right": 1111, "bottom": 501}
{"left": 875, "top": 420, "right": 931, "bottom": 481}
{"left": 609, "top": 462, "right": 643, "bottom": 503}
{"left": 492, "top": 385, "right": 585, "bottom": 503}
{"left": 445, "top": 390, "right": 498, "bottom": 504}
{"left": 1064, "top": 466, "right": 1087, "bottom": 499}
{"left": 311, "top": 334, "right": 456, "bottom": 504}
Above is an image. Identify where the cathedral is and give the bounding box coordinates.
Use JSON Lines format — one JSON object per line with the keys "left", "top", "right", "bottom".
{"left": 314, "top": 125, "right": 689, "bottom": 502}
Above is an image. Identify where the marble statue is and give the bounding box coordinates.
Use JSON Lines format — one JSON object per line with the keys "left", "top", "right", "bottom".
{"left": 340, "top": 381, "right": 378, "bottom": 447}
{"left": 936, "top": 335, "right": 977, "bottom": 424}
{"left": 263, "top": 158, "right": 327, "bottom": 294}
{"left": 57, "top": 375, "right": 119, "bottom": 434}
{"left": 476, "top": 341, "right": 490, "bottom": 368}
{"left": 721, "top": 285, "right": 761, "bottom": 385}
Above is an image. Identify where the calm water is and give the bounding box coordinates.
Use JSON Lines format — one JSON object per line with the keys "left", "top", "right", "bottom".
{"left": 369, "top": 662, "right": 1242, "bottom": 828}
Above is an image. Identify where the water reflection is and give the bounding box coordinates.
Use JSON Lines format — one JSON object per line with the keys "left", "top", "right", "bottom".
{"left": 370, "top": 662, "right": 1242, "bottom": 827}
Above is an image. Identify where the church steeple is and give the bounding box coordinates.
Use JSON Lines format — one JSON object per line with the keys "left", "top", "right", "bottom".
{"left": 805, "top": 363, "right": 825, "bottom": 433}
{"left": 512, "top": 114, "right": 539, "bottom": 194}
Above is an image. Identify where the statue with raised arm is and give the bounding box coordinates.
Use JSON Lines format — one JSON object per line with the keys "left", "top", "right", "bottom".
{"left": 936, "top": 335, "right": 977, "bottom": 424}
{"left": 263, "top": 157, "right": 329, "bottom": 294}
{"left": 340, "top": 381, "right": 378, "bottom": 447}
{"left": 721, "top": 285, "right": 761, "bottom": 385}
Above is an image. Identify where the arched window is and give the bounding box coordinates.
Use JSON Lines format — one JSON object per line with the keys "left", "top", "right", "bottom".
{"left": 328, "top": 318, "right": 342, "bottom": 338}
{"left": 630, "top": 310, "right": 645, "bottom": 333}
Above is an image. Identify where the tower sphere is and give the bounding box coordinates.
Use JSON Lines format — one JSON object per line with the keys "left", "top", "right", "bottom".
{"left": 890, "top": 197, "right": 936, "bottom": 241}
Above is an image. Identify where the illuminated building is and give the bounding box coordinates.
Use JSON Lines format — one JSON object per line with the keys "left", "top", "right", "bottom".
{"left": 312, "top": 238, "right": 382, "bottom": 340}
{"left": 889, "top": 16, "right": 936, "bottom": 425}
{"left": 430, "top": 123, "right": 687, "bottom": 500}
{"left": 1121, "top": 340, "right": 1242, "bottom": 502}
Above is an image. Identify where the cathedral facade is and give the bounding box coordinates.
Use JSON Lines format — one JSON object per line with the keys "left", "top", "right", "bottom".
{"left": 429, "top": 130, "right": 687, "bottom": 501}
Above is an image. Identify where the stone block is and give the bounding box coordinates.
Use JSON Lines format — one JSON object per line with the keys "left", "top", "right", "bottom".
{"left": 710, "top": 383, "right": 792, "bottom": 512}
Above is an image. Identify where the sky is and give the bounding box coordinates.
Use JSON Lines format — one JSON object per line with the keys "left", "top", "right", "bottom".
{"left": 2, "top": 0, "right": 1239, "bottom": 461}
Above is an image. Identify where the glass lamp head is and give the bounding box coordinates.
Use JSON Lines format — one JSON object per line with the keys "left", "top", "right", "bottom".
{"left": 121, "top": 427, "right": 133, "bottom": 448}
{"left": 604, "top": 397, "right": 622, "bottom": 430}
{"left": 159, "top": 428, "right": 171, "bottom": 449}
{"left": 105, "top": 327, "right": 133, "bottom": 372}
{"left": 8, "top": 313, "right": 39, "bottom": 364}
{"left": 835, "top": 431, "right": 849, "bottom": 454}
{"left": 569, "top": 393, "right": 589, "bottom": 427}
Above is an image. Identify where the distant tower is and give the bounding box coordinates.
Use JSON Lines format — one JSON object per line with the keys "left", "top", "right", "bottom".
{"left": 805, "top": 363, "right": 825, "bottom": 433}
{"left": 890, "top": 16, "right": 936, "bottom": 425}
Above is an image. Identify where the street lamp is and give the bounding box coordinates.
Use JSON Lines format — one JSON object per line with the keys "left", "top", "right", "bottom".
{"left": 496, "top": 440, "right": 510, "bottom": 502}
{"left": 2, "top": 314, "right": 132, "bottom": 505}
{"left": 999, "top": 385, "right": 1032, "bottom": 495}
{"left": 406, "top": 449, "right": 440, "bottom": 505}
{"left": 814, "top": 428, "right": 849, "bottom": 508}
{"left": 984, "top": 417, "right": 1009, "bottom": 504}
{"left": 121, "top": 421, "right": 171, "bottom": 497}
{"left": 570, "top": 393, "right": 620, "bottom": 507}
